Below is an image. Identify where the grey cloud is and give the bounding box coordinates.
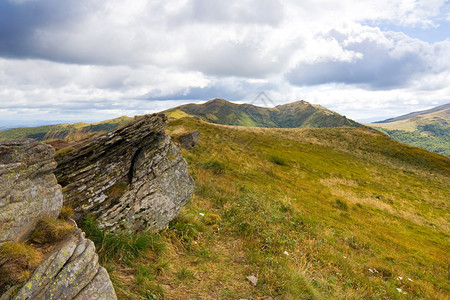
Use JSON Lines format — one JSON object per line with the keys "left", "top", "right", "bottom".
{"left": 144, "top": 79, "right": 277, "bottom": 102}
{"left": 0, "top": 0, "right": 94, "bottom": 60}
{"left": 287, "top": 31, "right": 437, "bottom": 90}
{"left": 183, "top": 33, "right": 303, "bottom": 78}
{"left": 172, "top": 0, "right": 284, "bottom": 26}
{"left": 0, "top": 0, "right": 286, "bottom": 69}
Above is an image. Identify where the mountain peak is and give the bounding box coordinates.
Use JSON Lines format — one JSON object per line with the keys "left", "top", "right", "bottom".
{"left": 164, "top": 99, "right": 361, "bottom": 128}
{"left": 276, "top": 100, "right": 310, "bottom": 108}
{"left": 205, "top": 98, "right": 230, "bottom": 105}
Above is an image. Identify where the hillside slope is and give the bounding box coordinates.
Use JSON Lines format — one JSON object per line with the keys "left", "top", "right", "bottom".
{"left": 75, "top": 118, "right": 449, "bottom": 299}
{"left": 0, "top": 116, "right": 133, "bottom": 141}
{"left": 375, "top": 103, "right": 450, "bottom": 126}
{"left": 368, "top": 103, "right": 450, "bottom": 156}
{"left": 164, "top": 98, "right": 362, "bottom": 128}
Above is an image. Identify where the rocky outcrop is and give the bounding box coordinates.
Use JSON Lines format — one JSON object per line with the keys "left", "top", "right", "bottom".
{"left": 178, "top": 131, "right": 200, "bottom": 150}
{"left": 0, "top": 139, "right": 117, "bottom": 300}
{"left": 55, "top": 114, "right": 194, "bottom": 232}
{"left": 0, "top": 139, "right": 63, "bottom": 243}
{"left": 6, "top": 227, "right": 116, "bottom": 300}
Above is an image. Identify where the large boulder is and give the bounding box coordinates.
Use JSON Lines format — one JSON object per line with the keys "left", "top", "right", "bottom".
{"left": 0, "top": 139, "right": 117, "bottom": 299}
{"left": 0, "top": 139, "right": 63, "bottom": 243}
{"left": 3, "top": 227, "right": 116, "bottom": 300}
{"left": 55, "top": 114, "right": 194, "bottom": 232}
{"left": 178, "top": 131, "right": 201, "bottom": 150}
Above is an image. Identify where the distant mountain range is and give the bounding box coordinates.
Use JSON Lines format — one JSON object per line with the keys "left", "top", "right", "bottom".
{"left": 375, "top": 103, "right": 449, "bottom": 125}
{"left": 2, "top": 99, "right": 448, "bottom": 157}
{"left": 0, "top": 116, "right": 133, "bottom": 141}
{"left": 0, "top": 99, "right": 361, "bottom": 141}
{"left": 368, "top": 103, "right": 449, "bottom": 156}
{"left": 163, "top": 98, "right": 362, "bottom": 128}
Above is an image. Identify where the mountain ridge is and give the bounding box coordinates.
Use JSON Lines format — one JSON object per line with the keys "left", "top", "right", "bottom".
{"left": 367, "top": 102, "right": 449, "bottom": 156}
{"left": 375, "top": 103, "right": 450, "bottom": 124}
{"left": 163, "top": 98, "right": 362, "bottom": 128}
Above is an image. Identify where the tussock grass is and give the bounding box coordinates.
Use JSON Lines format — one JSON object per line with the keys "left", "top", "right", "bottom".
{"left": 0, "top": 242, "right": 43, "bottom": 291}
{"left": 79, "top": 215, "right": 165, "bottom": 264}
{"left": 31, "top": 217, "right": 75, "bottom": 244}
{"left": 55, "top": 146, "right": 75, "bottom": 158}
{"left": 59, "top": 205, "right": 74, "bottom": 220}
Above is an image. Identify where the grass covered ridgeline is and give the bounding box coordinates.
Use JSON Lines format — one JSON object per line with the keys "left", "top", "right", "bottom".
{"left": 0, "top": 116, "right": 133, "bottom": 141}
{"left": 75, "top": 118, "right": 449, "bottom": 299}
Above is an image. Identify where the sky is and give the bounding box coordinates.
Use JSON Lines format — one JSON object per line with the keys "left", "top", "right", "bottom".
{"left": 0, "top": 0, "right": 450, "bottom": 128}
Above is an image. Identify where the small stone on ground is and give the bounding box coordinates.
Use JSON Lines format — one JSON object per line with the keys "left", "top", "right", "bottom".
{"left": 246, "top": 275, "right": 258, "bottom": 287}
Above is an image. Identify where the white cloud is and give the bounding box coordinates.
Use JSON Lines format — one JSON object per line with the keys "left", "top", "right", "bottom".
{"left": 287, "top": 25, "right": 450, "bottom": 89}
{"left": 0, "top": 0, "right": 448, "bottom": 126}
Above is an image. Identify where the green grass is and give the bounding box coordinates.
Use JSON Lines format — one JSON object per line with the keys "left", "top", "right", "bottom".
{"left": 79, "top": 215, "right": 166, "bottom": 264}
{"left": 374, "top": 124, "right": 450, "bottom": 157}
{"left": 0, "top": 116, "right": 133, "bottom": 141}
{"left": 163, "top": 98, "right": 362, "bottom": 128}
{"left": 79, "top": 118, "right": 448, "bottom": 299}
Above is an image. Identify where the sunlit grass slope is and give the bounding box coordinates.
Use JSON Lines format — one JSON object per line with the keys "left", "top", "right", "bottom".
{"left": 80, "top": 118, "right": 449, "bottom": 299}
{"left": 366, "top": 103, "right": 449, "bottom": 156}
{"left": 0, "top": 116, "right": 133, "bottom": 141}
{"left": 164, "top": 99, "right": 362, "bottom": 128}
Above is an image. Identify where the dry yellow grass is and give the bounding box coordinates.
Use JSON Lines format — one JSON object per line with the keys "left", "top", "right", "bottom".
{"left": 0, "top": 242, "right": 43, "bottom": 290}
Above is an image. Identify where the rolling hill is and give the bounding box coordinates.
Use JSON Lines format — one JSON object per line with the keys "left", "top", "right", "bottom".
{"left": 368, "top": 103, "right": 450, "bottom": 156}
{"left": 374, "top": 103, "right": 450, "bottom": 127}
{"left": 0, "top": 99, "right": 361, "bottom": 142}
{"left": 0, "top": 116, "right": 133, "bottom": 141}
{"left": 69, "top": 118, "right": 448, "bottom": 299}
{"left": 164, "top": 98, "right": 362, "bottom": 128}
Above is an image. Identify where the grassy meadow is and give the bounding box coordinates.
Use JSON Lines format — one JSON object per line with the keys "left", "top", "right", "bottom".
{"left": 75, "top": 118, "right": 449, "bottom": 299}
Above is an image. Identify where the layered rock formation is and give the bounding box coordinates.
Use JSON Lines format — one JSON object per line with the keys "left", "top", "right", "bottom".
{"left": 55, "top": 114, "right": 194, "bottom": 232}
{"left": 0, "top": 139, "right": 117, "bottom": 300}
{"left": 0, "top": 139, "right": 63, "bottom": 243}
{"left": 7, "top": 228, "right": 116, "bottom": 300}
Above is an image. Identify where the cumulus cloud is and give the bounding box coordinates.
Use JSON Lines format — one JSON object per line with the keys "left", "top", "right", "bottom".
{"left": 144, "top": 77, "right": 278, "bottom": 102}
{"left": 0, "top": 0, "right": 449, "bottom": 125}
{"left": 287, "top": 26, "right": 450, "bottom": 89}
